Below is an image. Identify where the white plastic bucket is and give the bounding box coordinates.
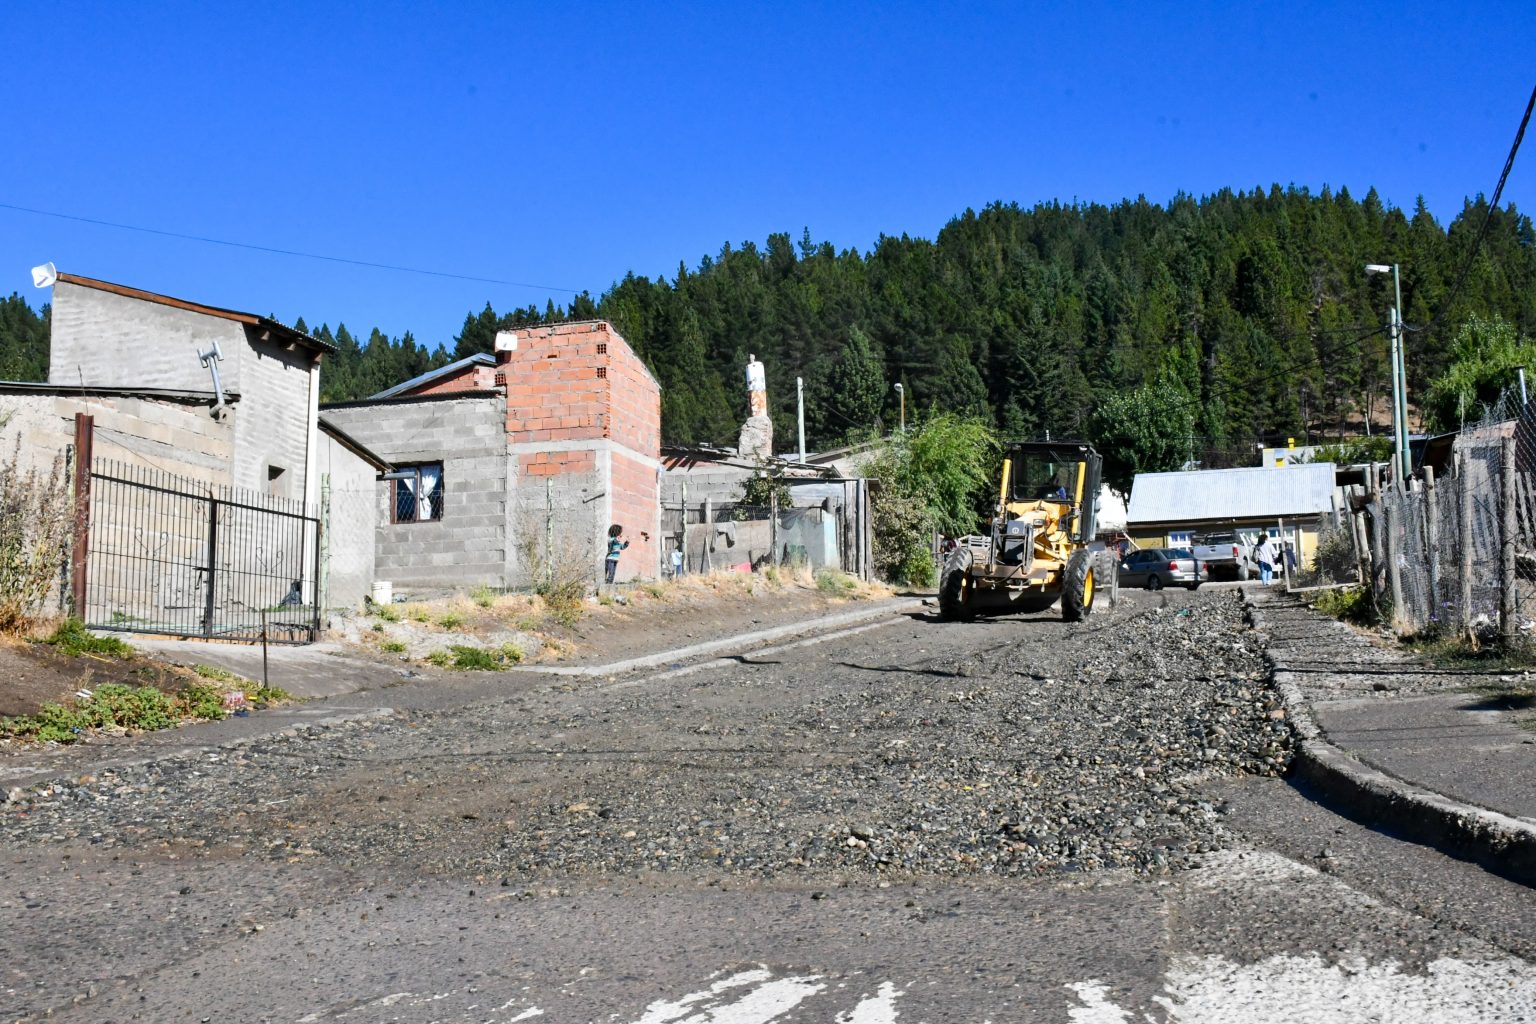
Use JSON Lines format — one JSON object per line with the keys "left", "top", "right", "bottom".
{"left": 371, "top": 580, "right": 393, "bottom": 606}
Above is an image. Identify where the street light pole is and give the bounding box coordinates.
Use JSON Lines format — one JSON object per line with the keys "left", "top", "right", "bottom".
{"left": 1366, "top": 263, "right": 1411, "bottom": 482}
{"left": 894, "top": 383, "right": 905, "bottom": 433}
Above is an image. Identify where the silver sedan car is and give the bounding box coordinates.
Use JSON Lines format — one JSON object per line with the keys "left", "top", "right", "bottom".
{"left": 1118, "top": 547, "right": 1204, "bottom": 591}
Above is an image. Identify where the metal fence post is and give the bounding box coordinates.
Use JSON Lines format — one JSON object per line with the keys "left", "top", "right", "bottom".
{"left": 1502, "top": 436, "right": 1518, "bottom": 646}
{"left": 203, "top": 498, "right": 220, "bottom": 638}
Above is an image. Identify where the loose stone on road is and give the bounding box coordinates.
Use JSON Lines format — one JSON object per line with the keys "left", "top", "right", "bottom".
{"left": 4, "top": 589, "right": 1535, "bottom": 1022}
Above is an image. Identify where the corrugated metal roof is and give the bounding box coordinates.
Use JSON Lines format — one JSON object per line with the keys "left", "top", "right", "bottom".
{"left": 369, "top": 353, "right": 496, "bottom": 399}
{"left": 1127, "top": 463, "right": 1336, "bottom": 524}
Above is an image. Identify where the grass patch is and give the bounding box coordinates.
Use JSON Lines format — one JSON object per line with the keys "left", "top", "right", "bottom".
{"left": 42, "top": 619, "right": 134, "bottom": 658}
{"left": 641, "top": 582, "right": 668, "bottom": 600}
{"left": 437, "top": 612, "right": 465, "bottom": 630}
{"left": 375, "top": 604, "right": 400, "bottom": 623}
{"left": 424, "top": 643, "right": 522, "bottom": 671}
{"left": 409, "top": 606, "right": 431, "bottom": 623}
{"left": 471, "top": 585, "right": 496, "bottom": 609}
{"left": 193, "top": 663, "right": 240, "bottom": 682}
{"left": 380, "top": 640, "right": 407, "bottom": 654}
{"left": 815, "top": 570, "right": 860, "bottom": 598}
{"left": 1310, "top": 586, "right": 1376, "bottom": 626}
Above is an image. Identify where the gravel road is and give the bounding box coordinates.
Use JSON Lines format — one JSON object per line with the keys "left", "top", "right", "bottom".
{"left": 7, "top": 588, "right": 1536, "bottom": 1023}
{"left": 4, "top": 591, "right": 1289, "bottom": 882}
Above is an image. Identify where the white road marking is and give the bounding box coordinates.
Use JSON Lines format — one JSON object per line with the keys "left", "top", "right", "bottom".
{"left": 1063, "top": 955, "right": 1536, "bottom": 1024}
{"left": 1063, "top": 981, "right": 1136, "bottom": 1023}
{"left": 626, "top": 968, "right": 827, "bottom": 1023}
{"left": 835, "top": 981, "right": 903, "bottom": 1023}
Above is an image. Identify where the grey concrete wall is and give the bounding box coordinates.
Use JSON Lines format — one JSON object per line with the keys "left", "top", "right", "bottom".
{"left": 507, "top": 457, "right": 606, "bottom": 591}
{"left": 234, "top": 335, "right": 315, "bottom": 498}
{"left": 322, "top": 397, "right": 509, "bottom": 590}
{"left": 48, "top": 282, "right": 319, "bottom": 499}
{"left": 0, "top": 391, "right": 235, "bottom": 486}
{"left": 317, "top": 433, "right": 378, "bottom": 612}
{"left": 49, "top": 282, "right": 247, "bottom": 394}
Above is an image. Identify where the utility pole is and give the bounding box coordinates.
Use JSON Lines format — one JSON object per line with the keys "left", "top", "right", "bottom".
{"left": 1367, "top": 263, "right": 1411, "bottom": 483}
{"left": 796, "top": 376, "right": 806, "bottom": 463}
{"left": 894, "top": 383, "right": 905, "bottom": 433}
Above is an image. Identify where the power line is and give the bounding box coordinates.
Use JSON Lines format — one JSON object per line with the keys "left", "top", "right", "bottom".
{"left": 1410, "top": 81, "right": 1536, "bottom": 336}
{"left": 0, "top": 200, "right": 585, "bottom": 295}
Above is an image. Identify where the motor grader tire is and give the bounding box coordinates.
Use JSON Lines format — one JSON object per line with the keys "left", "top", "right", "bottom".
{"left": 938, "top": 567, "right": 972, "bottom": 620}
{"left": 1094, "top": 550, "right": 1118, "bottom": 608}
{"left": 938, "top": 547, "right": 974, "bottom": 621}
{"left": 1061, "top": 549, "right": 1097, "bottom": 622}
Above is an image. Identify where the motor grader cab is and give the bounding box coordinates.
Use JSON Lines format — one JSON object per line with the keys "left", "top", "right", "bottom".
{"left": 938, "top": 441, "right": 1111, "bottom": 622}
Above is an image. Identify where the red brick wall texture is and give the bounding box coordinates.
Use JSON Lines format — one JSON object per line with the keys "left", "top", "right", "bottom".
{"left": 498, "top": 322, "right": 660, "bottom": 579}
{"left": 494, "top": 322, "right": 659, "bottom": 456}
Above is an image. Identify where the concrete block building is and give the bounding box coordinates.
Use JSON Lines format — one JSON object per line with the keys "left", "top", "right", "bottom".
{"left": 323, "top": 320, "right": 663, "bottom": 590}
{"left": 0, "top": 271, "right": 388, "bottom": 628}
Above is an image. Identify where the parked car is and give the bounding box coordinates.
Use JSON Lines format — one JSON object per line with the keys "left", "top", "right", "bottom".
{"left": 1192, "top": 531, "right": 1257, "bottom": 581}
{"left": 1119, "top": 547, "right": 1204, "bottom": 591}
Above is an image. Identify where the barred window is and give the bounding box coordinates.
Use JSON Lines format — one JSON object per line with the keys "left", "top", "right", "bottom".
{"left": 392, "top": 463, "right": 444, "bottom": 523}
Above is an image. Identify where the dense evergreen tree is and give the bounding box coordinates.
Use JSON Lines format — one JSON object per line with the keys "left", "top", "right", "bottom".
{"left": 4, "top": 187, "right": 1534, "bottom": 457}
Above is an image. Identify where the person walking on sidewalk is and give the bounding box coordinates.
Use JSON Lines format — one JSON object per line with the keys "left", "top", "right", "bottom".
{"left": 1254, "top": 534, "right": 1275, "bottom": 586}
{"left": 605, "top": 524, "right": 629, "bottom": 585}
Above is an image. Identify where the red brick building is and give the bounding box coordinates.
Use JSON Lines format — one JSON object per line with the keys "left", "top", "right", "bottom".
{"left": 322, "top": 321, "right": 662, "bottom": 588}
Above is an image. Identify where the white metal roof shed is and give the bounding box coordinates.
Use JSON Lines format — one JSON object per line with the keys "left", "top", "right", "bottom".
{"left": 1127, "top": 463, "right": 1337, "bottom": 524}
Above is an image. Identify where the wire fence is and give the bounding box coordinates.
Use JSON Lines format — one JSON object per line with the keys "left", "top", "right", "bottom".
{"left": 1352, "top": 382, "right": 1536, "bottom": 642}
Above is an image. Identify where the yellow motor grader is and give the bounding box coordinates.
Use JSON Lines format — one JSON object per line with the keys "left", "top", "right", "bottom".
{"left": 938, "top": 441, "right": 1112, "bottom": 622}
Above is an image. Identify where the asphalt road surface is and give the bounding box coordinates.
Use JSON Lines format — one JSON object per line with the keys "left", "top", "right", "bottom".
{"left": 5, "top": 589, "right": 1536, "bottom": 1023}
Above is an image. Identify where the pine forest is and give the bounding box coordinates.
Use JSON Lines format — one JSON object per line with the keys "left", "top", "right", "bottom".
{"left": 3, "top": 185, "right": 1533, "bottom": 465}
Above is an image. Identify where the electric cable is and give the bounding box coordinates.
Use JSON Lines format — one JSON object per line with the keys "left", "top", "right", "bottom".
{"left": 0, "top": 200, "right": 585, "bottom": 294}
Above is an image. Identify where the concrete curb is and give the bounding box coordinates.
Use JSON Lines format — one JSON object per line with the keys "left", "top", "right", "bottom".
{"left": 1245, "top": 595, "right": 1536, "bottom": 885}
{"left": 511, "top": 597, "right": 928, "bottom": 677}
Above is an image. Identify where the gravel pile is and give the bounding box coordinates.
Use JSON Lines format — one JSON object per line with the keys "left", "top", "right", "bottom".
{"left": 3, "top": 592, "right": 1292, "bottom": 881}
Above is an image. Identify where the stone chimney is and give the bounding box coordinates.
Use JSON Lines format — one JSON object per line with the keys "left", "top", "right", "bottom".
{"left": 738, "top": 353, "right": 773, "bottom": 460}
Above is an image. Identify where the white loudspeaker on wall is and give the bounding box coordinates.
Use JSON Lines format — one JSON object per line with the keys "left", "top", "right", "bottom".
{"left": 494, "top": 330, "right": 518, "bottom": 353}
{"left": 31, "top": 262, "right": 57, "bottom": 288}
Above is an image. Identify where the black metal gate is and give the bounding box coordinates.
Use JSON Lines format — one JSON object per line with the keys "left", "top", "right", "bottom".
{"left": 82, "top": 458, "right": 321, "bottom": 644}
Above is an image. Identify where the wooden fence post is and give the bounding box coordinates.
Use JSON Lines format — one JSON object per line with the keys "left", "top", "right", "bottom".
{"left": 1502, "top": 436, "right": 1518, "bottom": 646}
{"left": 1424, "top": 466, "right": 1441, "bottom": 627}
{"left": 69, "top": 413, "right": 94, "bottom": 619}
{"left": 1458, "top": 453, "right": 1475, "bottom": 639}
{"left": 1385, "top": 497, "right": 1404, "bottom": 629}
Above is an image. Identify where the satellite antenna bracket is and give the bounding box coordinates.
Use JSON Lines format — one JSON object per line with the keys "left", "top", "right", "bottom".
{"left": 197, "top": 341, "right": 228, "bottom": 420}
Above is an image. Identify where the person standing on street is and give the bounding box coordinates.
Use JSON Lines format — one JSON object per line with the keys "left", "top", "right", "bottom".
{"left": 605, "top": 524, "right": 629, "bottom": 585}
{"left": 1254, "top": 534, "right": 1274, "bottom": 586}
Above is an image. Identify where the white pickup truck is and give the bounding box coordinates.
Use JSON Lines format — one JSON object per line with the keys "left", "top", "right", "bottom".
{"left": 1192, "top": 531, "right": 1258, "bottom": 581}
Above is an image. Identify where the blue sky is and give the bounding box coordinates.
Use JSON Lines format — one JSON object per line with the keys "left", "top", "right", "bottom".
{"left": 2, "top": 1, "right": 1532, "bottom": 349}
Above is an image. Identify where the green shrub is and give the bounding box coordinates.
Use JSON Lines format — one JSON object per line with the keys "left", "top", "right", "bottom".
{"left": 437, "top": 612, "right": 465, "bottom": 630}
{"left": 0, "top": 445, "right": 72, "bottom": 633}
{"left": 44, "top": 619, "right": 133, "bottom": 658}
{"left": 448, "top": 645, "right": 500, "bottom": 670}
{"left": 193, "top": 663, "right": 240, "bottom": 682}
{"left": 1312, "top": 586, "right": 1376, "bottom": 625}
{"left": 425, "top": 649, "right": 452, "bottom": 667}
{"left": 499, "top": 642, "right": 524, "bottom": 664}
{"left": 375, "top": 604, "right": 400, "bottom": 623}
{"left": 471, "top": 585, "right": 497, "bottom": 608}
{"left": 179, "top": 682, "right": 227, "bottom": 721}
{"left": 380, "top": 640, "right": 407, "bottom": 654}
